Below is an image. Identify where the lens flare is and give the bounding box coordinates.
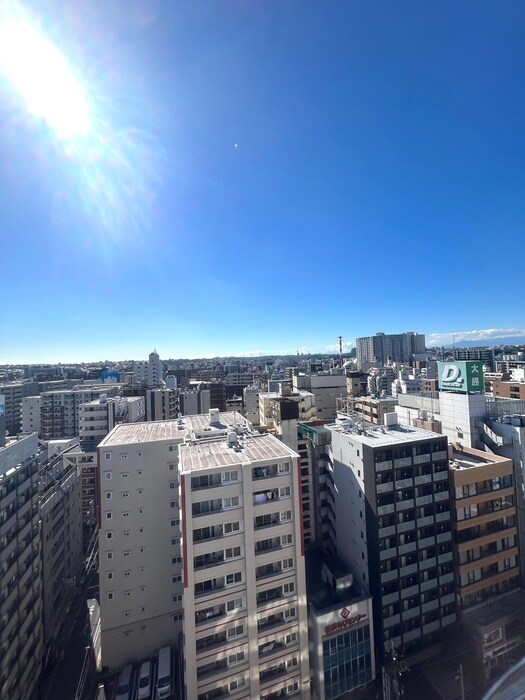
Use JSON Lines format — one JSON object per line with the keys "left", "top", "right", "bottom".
{"left": 0, "top": 7, "right": 90, "bottom": 140}
{"left": 0, "top": 1, "right": 163, "bottom": 246}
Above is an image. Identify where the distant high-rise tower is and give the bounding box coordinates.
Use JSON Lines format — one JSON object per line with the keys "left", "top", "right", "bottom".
{"left": 356, "top": 332, "right": 426, "bottom": 369}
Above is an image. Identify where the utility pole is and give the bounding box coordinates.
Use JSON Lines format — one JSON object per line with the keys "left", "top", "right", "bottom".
{"left": 456, "top": 663, "right": 465, "bottom": 700}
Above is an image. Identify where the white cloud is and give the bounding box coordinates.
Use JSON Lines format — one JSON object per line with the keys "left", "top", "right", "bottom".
{"left": 324, "top": 341, "right": 354, "bottom": 352}
{"left": 427, "top": 328, "right": 525, "bottom": 346}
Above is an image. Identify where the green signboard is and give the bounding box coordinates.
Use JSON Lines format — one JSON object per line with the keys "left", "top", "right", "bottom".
{"left": 438, "top": 360, "right": 484, "bottom": 393}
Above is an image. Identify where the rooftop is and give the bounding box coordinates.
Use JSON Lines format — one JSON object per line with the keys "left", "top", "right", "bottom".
{"left": 449, "top": 446, "right": 511, "bottom": 471}
{"left": 99, "top": 412, "right": 250, "bottom": 447}
{"left": 306, "top": 549, "right": 366, "bottom": 612}
{"left": 328, "top": 420, "right": 442, "bottom": 447}
{"left": 179, "top": 432, "right": 297, "bottom": 472}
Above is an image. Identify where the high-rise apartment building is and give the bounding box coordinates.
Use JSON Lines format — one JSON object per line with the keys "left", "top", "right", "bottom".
{"left": 132, "top": 351, "right": 163, "bottom": 388}
{"left": 180, "top": 431, "right": 310, "bottom": 700}
{"left": 356, "top": 332, "right": 426, "bottom": 369}
{"left": 0, "top": 381, "right": 39, "bottom": 435}
{"left": 40, "top": 387, "right": 119, "bottom": 440}
{"left": 40, "top": 447, "right": 84, "bottom": 663}
{"left": 0, "top": 433, "right": 43, "bottom": 700}
{"left": 449, "top": 445, "right": 524, "bottom": 676}
{"left": 327, "top": 414, "right": 456, "bottom": 661}
{"left": 97, "top": 411, "right": 251, "bottom": 670}
{"left": 21, "top": 395, "right": 41, "bottom": 435}
{"left": 292, "top": 373, "right": 347, "bottom": 421}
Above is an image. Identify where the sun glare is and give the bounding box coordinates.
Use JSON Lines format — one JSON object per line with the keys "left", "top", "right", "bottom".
{"left": 0, "top": 8, "right": 90, "bottom": 139}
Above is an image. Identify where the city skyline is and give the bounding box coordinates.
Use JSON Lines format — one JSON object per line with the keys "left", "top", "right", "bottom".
{"left": 2, "top": 1, "right": 525, "bottom": 362}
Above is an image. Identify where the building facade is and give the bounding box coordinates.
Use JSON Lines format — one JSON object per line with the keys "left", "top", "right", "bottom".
{"left": 0, "top": 434, "right": 43, "bottom": 700}
{"left": 180, "top": 431, "right": 310, "bottom": 700}
{"left": 327, "top": 416, "right": 456, "bottom": 661}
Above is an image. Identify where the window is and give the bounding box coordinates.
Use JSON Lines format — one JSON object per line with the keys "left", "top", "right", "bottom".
{"left": 283, "top": 582, "right": 295, "bottom": 594}
{"left": 223, "top": 496, "right": 240, "bottom": 509}
{"left": 107, "top": 572, "right": 113, "bottom": 580}
{"left": 108, "top": 592, "right": 114, "bottom": 600}
{"left": 105, "top": 453, "right": 111, "bottom": 460}
{"left": 230, "top": 677, "right": 246, "bottom": 690}
{"left": 106, "top": 532, "right": 113, "bottom": 540}
{"left": 282, "top": 557, "right": 293, "bottom": 570}
{"left": 170, "top": 482, "right": 177, "bottom": 489}
{"left": 224, "top": 521, "right": 240, "bottom": 534}
{"left": 168, "top": 445, "right": 176, "bottom": 452}
{"left": 229, "top": 651, "right": 245, "bottom": 665}
{"left": 278, "top": 463, "right": 290, "bottom": 474}
{"left": 171, "top": 538, "right": 180, "bottom": 545}
{"left": 170, "top": 519, "right": 180, "bottom": 527}
{"left": 104, "top": 472, "right": 111, "bottom": 480}
{"left": 170, "top": 500, "right": 177, "bottom": 508}
{"left": 172, "top": 556, "right": 181, "bottom": 564}
{"left": 105, "top": 492, "right": 112, "bottom": 500}
{"left": 106, "top": 512, "right": 112, "bottom": 520}
{"left": 173, "top": 612, "right": 183, "bottom": 621}
{"left": 172, "top": 575, "right": 182, "bottom": 583}
{"left": 227, "top": 597, "right": 243, "bottom": 612}
{"left": 280, "top": 510, "right": 292, "bottom": 523}
{"left": 227, "top": 624, "right": 244, "bottom": 639}
{"left": 223, "top": 470, "right": 239, "bottom": 483}
{"left": 225, "top": 546, "right": 241, "bottom": 559}
{"left": 169, "top": 463, "right": 175, "bottom": 471}
{"left": 282, "top": 534, "right": 293, "bottom": 545}
{"left": 226, "top": 572, "right": 242, "bottom": 585}
{"left": 279, "top": 486, "right": 291, "bottom": 498}
{"left": 107, "top": 552, "right": 113, "bottom": 560}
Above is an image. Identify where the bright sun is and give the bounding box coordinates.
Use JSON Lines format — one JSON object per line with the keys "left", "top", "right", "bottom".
{"left": 0, "top": 7, "right": 91, "bottom": 140}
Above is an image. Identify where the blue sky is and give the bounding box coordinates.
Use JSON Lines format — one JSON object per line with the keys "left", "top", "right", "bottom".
{"left": 1, "top": 0, "right": 525, "bottom": 363}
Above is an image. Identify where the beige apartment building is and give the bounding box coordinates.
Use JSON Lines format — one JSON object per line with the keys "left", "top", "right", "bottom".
{"left": 97, "top": 411, "right": 251, "bottom": 670}
{"left": 449, "top": 445, "right": 524, "bottom": 674}
{"left": 180, "top": 431, "right": 310, "bottom": 700}
{"left": 492, "top": 380, "right": 525, "bottom": 400}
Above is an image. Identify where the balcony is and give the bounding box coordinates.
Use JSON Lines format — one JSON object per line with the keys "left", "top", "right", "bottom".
{"left": 376, "top": 460, "right": 393, "bottom": 472}
{"left": 401, "top": 585, "right": 419, "bottom": 599}
{"left": 197, "top": 659, "right": 228, "bottom": 679}
{"left": 403, "top": 628, "right": 422, "bottom": 642}
{"left": 259, "top": 640, "right": 288, "bottom": 659}
{"left": 395, "top": 478, "right": 413, "bottom": 490}
{"left": 415, "top": 474, "right": 433, "bottom": 485}
{"left": 253, "top": 466, "right": 281, "bottom": 481}
{"left": 423, "top": 620, "right": 440, "bottom": 635}
{"left": 254, "top": 490, "right": 279, "bottom": 506}
{"left": 394, "top": 457, "right": 412, "bottom": 469}
{"left": 402, "top": 607, "right": 420, "bottom": 621}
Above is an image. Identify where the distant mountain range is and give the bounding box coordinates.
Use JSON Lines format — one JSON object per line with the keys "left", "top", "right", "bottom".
{"left": 437, "top": 337, "right": 525, "bottom": 349}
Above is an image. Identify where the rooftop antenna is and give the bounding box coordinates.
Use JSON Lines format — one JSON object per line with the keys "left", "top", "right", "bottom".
{"left": 339, "top": 336, "right": 344, "bottom": 366}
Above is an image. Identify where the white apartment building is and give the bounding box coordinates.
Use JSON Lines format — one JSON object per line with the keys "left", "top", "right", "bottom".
{"left": 293, "top": 373, "right": 347, "bottom": 421}
{"left": 0, "top": 434, "right": 43, "bottom": 700}
{"left": 79, "top": 396, "right": 145, "bottom": 448}
{"left": 132, "top": 351, "right": 163, "bottom": 388}
{"left": 97, "top": 411, "right": 251, "bottom": 670}
{"left": 243, "top": 385, "right": 260, "bottom": 425}
{"left": 180, "top": 431, "right": 310, "bottom": 700}
{"left": 21, "top": 396, "right": 41, "bottom": 435}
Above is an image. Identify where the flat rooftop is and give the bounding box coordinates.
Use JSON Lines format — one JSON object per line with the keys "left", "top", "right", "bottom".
{"left": 99, "top": 412, "right": 250, "bottom": 447}
{"left": 179, "top": 432, "right": 297, "bottom": 472}
{"left": 328, "top": 421, "right": 442, "bottom": 447}
{"left": 450, "top": 447, "right": 510, "bottom": 471}
{"left": 306, "top": 549, "right": 365, "bottom": 612}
